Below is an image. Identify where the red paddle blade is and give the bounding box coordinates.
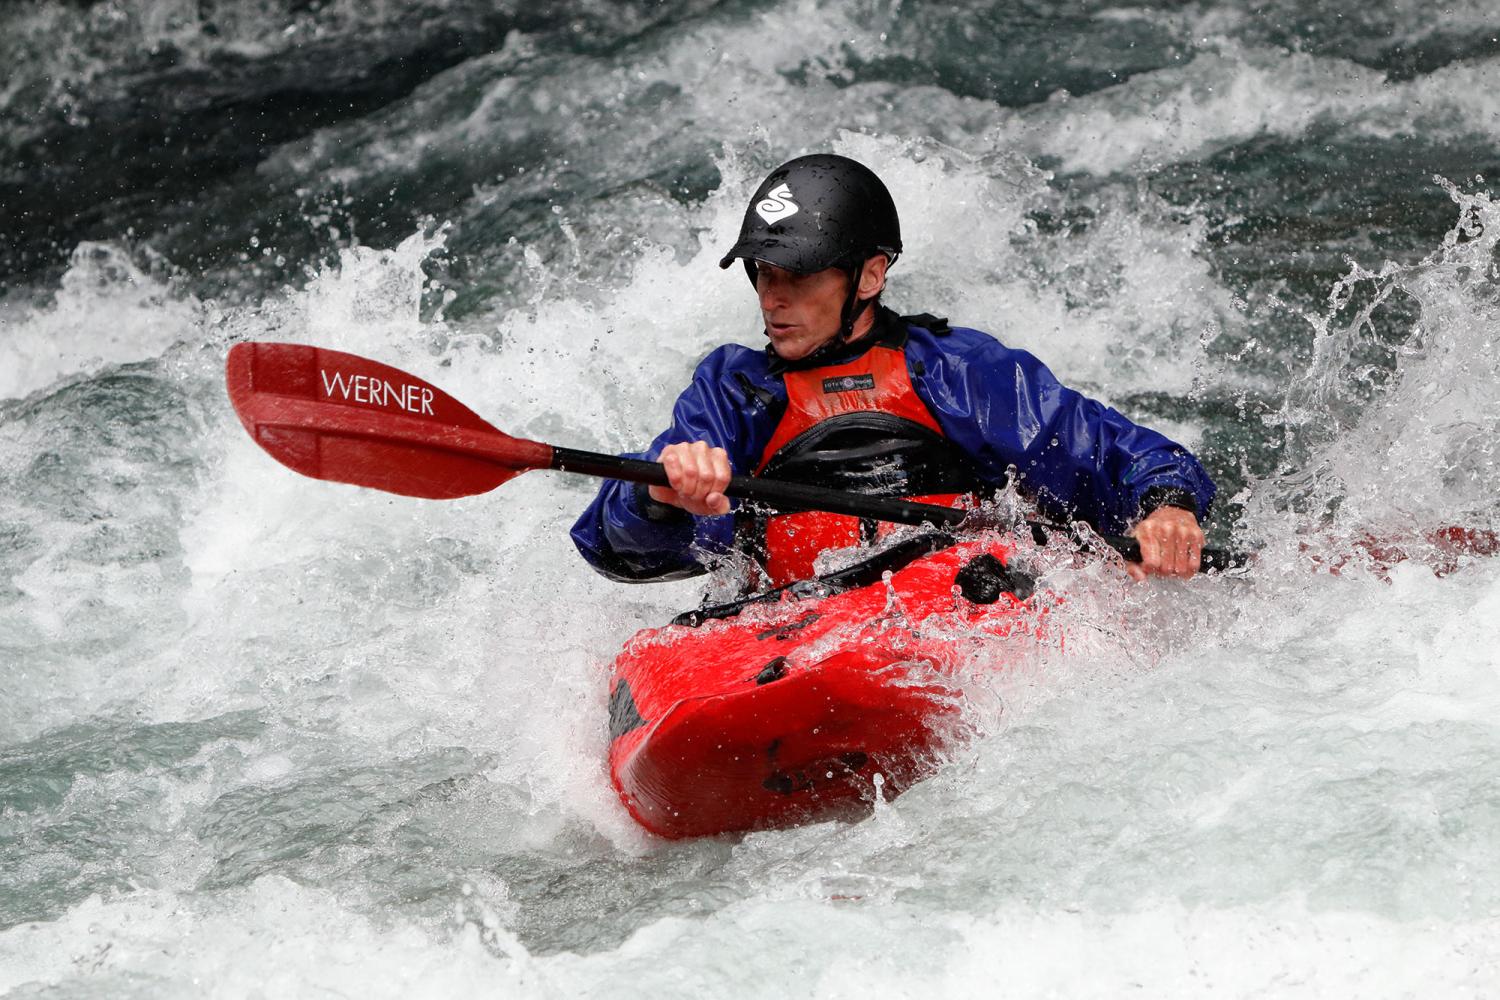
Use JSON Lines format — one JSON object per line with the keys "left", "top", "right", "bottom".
{"left": 225, "top": 342, "right": 554, "bottom": 499}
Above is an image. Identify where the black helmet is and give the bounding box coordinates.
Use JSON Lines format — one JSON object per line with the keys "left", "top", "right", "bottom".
{"left": 718, "top": 154, "right": 902, "bottom": 277}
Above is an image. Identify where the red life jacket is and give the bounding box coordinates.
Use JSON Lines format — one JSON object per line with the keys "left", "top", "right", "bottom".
{"left": 750, "top": 326, "right": 982, "bottom": 587}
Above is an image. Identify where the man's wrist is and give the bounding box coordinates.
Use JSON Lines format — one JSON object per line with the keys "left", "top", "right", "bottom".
{"left": 1138, "top": 486, "right": 1201, "bottom": 522}
{"left": 634, "top": 483, "right": 694, "bottom": 523}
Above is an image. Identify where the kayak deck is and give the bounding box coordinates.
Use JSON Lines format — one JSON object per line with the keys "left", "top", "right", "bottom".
{"left": 607, "top": 534, "right": 1038, "bottom": 838}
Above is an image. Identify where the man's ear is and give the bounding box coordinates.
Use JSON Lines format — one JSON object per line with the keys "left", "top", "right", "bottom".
{"left": 858, "top": 254, "right": 889, "bottom": 298}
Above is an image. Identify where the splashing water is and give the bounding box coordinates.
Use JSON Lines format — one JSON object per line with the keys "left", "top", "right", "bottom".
{"left": 5, "top": 1, "right": 1500, "bottom": 996}
{"left": 1250, "top": 179, "right": 1500, "bottom": 566}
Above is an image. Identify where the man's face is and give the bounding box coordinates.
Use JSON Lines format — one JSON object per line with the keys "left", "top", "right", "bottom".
{"left": 754, "top": 262, "right": 852, "bottom": 361}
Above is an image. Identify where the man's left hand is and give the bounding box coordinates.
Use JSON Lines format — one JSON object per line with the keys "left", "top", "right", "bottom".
{"left": 1127, "top": 506, "right": 1204, "bottom": 581}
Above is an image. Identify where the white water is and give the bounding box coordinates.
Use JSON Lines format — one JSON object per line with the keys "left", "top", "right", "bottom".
{"left": 5, "top": 13, "right": 1500, "bottom": 998}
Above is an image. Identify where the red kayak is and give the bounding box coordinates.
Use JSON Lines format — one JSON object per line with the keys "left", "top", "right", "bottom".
{"left": 607, "top": 532, "right": 1041, "bottom": 838}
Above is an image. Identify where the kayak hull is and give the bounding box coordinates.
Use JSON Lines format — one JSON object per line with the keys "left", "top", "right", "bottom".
{"left": 607, "top": 534, "right": 1037, "bottom": 839}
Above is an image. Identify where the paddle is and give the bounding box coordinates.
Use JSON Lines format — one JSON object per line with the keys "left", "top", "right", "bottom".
{"left": 225, "top": 341, "right": 1247, "bottom": 571}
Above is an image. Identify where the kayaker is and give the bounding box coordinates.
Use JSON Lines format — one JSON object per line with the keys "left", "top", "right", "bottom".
{"left": 572, "top": 154, "right": 1216, "bottom": 586}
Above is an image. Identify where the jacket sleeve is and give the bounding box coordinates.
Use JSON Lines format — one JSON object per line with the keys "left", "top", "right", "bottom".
{"left": 915, "top": 329, "right": 1216, "bottom": 535}
{"left": 570, "top": 347, "right": 776, "bottom": 582}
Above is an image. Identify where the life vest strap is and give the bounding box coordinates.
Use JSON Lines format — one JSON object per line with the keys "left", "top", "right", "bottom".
{"left": 760, "top": 494, "right": 970, "bottom": 588}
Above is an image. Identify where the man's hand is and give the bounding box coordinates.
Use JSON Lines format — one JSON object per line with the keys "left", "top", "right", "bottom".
{"left": 649, "top": 441, "right": 732, "bottom": 516}
{"left": 1127, "top": 506, "right": 1204, "bottom": 581}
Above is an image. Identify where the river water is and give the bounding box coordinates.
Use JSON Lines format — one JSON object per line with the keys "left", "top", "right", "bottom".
{"left": 3, "top": 1, "right": 1500, "bottom": 995}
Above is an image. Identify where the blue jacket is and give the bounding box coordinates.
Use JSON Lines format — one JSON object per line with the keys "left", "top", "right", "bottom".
{"left": 572, "top": 317, "right": 1216, "bottom": 582}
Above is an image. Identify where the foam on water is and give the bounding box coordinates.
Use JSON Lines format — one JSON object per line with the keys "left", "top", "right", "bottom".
{"left": 6, "top": 2, "right": 1500, "bottom": 995}
{"left": 5, "top": 181, "right": 1499, "bottom": 995}
{"left": 1247, "top": 181, "right": 1500, "bottom": 556}
{"left": 992, "top": 40, "right": 1500, "bottom": 176}
{"left": 0, "top": 244, "right": 208, "bottom": 402}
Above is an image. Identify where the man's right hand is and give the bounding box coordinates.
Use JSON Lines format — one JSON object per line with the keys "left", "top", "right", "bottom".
{"left": 649, "top": 441, "right": 732, "bottom": 516}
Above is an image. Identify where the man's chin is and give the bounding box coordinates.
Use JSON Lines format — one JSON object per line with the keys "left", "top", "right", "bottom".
{"left": 765, "top": 330, "right": 822, "bottom": 361}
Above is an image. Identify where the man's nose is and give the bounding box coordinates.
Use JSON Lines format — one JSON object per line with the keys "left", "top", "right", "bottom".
{"left": 757, "top": 272, "right": 787, "bottom": 309}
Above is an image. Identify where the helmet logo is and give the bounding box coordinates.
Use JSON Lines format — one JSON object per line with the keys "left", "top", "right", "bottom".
{"left": 755, "top": 184, "right": 800, "bottom": 224}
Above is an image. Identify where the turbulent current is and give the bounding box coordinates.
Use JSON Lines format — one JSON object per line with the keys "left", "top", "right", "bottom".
{"left": 4, "top": 1, "right": 1500, "bottom": 995}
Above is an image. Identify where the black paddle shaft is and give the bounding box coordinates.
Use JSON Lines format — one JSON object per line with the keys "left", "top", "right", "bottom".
{"left": 549, "top": 446, "right": 1248, "bottom": 571}
{"left": 550, "top": 447, "right": 966, "bottom": 526}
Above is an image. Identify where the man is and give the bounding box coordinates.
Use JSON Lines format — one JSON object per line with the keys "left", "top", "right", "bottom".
{"left": 572, "top": 154, "right": 1214, "bottom": 587}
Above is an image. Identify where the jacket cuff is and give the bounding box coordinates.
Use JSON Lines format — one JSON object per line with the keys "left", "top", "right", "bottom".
{"left": 1138, "top": 485, "right": 1202, "bottom": 522}
{"left": 632, "top": 483, "right": 694, "bottom": 524}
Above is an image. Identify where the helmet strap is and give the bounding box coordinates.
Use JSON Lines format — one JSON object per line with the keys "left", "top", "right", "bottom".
{"left": 837, "top": 263, "right": 874, "bottom": 342}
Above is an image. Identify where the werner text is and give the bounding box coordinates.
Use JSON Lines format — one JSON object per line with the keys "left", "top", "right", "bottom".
{"left": 320, "top": 369, "right": 435, "bottom": 415}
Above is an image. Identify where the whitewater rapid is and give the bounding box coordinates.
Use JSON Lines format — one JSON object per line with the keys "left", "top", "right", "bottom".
{"left": 4, "top": 0, "right": 1500, "bottom": 996}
